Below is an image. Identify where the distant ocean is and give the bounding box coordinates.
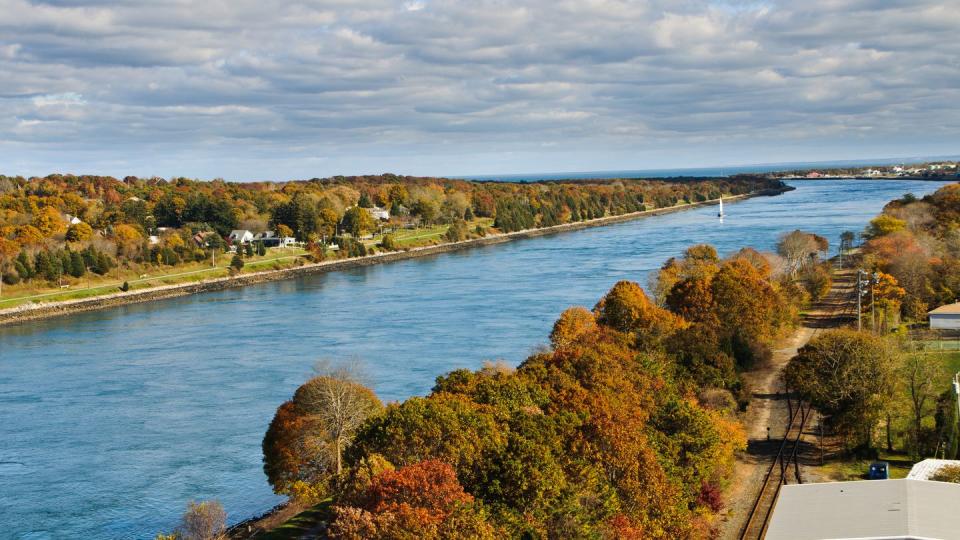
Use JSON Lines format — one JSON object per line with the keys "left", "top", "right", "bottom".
{"left": 458, "top": 155, "right": 960, "bottom": 182}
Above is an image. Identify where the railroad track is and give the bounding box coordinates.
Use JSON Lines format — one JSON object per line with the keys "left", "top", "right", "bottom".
{"left": 738, "top": 268, "right": 857, "bottom": 540}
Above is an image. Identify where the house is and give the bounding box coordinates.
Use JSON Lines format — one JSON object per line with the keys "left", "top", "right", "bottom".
{"left": 907, "top": 459, "right": 960, "bottom": 480}
{"left": 766, "top": 479, "right": 960, "bottom": 540}
{"left": 929, "top": 302, "right": 960, "bottom": 330}
{"left": 254, "top": 231, "right": 297, "bottom": 248}
{"left": 228, "top": 229, "right": 254, "bottom": 245}
{"left": 806, "top": 171, "right": 823, "bottom": 178}
{"left": 193, "top": 231, "right": 218, "bottom": 248}
{"left": 366, "top": 206, "right": 390, "bottom": 221}
{"left": 65, "top": 214, "right": 83, "bottom": 225}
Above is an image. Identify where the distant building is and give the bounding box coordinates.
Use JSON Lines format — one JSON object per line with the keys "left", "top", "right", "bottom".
{"left": 193, "top": 231, "right": 218, "bottom": 248}
{"left": 766, "top": 479, "right": 960, "bottom": 540}
{"left": 366, "top": 206, "right": 390, "bottom": 221}
{"left": 228, "top": 229, "right": 254, "bottom": 245}
{"left": 254, "top": 231, "right": 296, "bottom": 248}
{"left": 929, "top": 302, "right": 960, "bottom": 330}
{"left": 806, "top": 171, "right": 823, "bottom": 178}
{"left": 65, "top": 214, "right": 83, "bottom": 225}
{"left": 907, "top": 459, "right": 960, "bottom": 480}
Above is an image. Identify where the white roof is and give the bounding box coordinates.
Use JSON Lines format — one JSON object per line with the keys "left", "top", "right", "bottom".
{"left": 766, "top": 479, "right": 960, "bottom": 540}
{"left": 907, "top": 459, "right": 960, "bottom": 481}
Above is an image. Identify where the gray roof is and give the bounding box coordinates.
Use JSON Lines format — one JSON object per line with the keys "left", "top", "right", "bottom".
{"left": 766, "top": 479, "right": 960, "bottom": 540}
{"left": 929, "top": 302, "right": 960, "bottom": 315}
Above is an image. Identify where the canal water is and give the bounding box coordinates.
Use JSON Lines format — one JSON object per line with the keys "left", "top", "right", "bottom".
{"left": 0, "top": 179, "right": 949, "bottom": 538}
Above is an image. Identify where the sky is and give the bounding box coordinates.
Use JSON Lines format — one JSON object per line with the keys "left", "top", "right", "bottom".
{"left": 1, "top": 0, "right": 958, "bottom": 180}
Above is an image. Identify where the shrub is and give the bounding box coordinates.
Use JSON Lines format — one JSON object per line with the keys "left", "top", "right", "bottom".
{"left": 380, "top": 233, "right": 399, "bottom": 251}
{"left": 120, "top": 281, "right": 130, "bottom": 292}
{"left": 230, "top": 254, "right": 244, "bottom": 271}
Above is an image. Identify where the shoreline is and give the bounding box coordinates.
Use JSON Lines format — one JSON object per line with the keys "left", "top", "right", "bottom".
{"left": 0, "top": 186, "right": 790, "bottom": 327}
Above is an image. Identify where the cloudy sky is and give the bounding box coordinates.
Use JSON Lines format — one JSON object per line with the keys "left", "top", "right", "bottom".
{"left": 1, "top": 0, "right": 958, "bottom": 180}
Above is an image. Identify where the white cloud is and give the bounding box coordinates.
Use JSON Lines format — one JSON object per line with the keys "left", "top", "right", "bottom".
{"left": 0, "top": 0, "right": 956, "bottom": 179}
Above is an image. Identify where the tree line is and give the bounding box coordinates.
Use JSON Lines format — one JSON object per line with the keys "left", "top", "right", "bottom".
{"left": 0, "top": 173, "right": 783, "bottom": 288}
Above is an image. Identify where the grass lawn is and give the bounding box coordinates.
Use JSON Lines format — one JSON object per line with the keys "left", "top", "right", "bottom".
{"left": 0, "top": 247, "right": 308, "bottom": 310}
{"left": 365, "top": 218, "right": 496, "bottom": 249}
{"left": 819, "top": 451, "right": 914, "bottom": 482}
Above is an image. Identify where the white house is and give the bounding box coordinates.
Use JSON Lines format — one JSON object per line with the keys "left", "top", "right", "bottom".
{"left": 929, "top": 302, "right": 960, "bottom": 330}
{"left": 366, "top": 206, "right": 390, "bottom": 221}
{"left": 766, "top": 479, "right": 960, "bottom": 540}
{"left": 254, "top": 231, "right": 296, "bottom": 248}
{"left": 228, "top": 229, "right": 254, "bottom": 245}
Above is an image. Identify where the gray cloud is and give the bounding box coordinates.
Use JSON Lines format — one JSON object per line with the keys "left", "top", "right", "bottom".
{"left": 0, "top": 0, "right": 958, "bottom": 179}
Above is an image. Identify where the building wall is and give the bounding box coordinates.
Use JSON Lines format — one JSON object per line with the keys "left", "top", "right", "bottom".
{"left": 931, "top": 313, "right": 960, "bottom": 329}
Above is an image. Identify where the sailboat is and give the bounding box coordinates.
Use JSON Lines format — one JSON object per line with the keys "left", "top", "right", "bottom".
{"left": 717, "top": 196, "right": 724, "bottom": 218}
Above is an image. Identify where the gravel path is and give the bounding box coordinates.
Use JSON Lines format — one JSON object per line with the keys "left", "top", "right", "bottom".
{"left": 718, "top": 269, "right": 855, "bottom": 539}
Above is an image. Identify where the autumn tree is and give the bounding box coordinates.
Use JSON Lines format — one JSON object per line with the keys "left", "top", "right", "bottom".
{"left": 777, "top": 229, "right": 820, "bottom": 275}
{"left": 549, "top": 306, "right": 598, "bottom": 349}
{"left": 328, "top": 460, "right": 497, "bottom": 540}
{"left": 866, "top": 214, "right": 907, "bottom": 238}
{"left": 65, "top": 222, "right": 93, "bottom": 242}
{"left": 594, "top": 280, "right": 686, "bottom": 346}
{"left": 263, "top": 367, "right": 383, "bottom": 499}
{"left": 342, "top": 206, "right": 376, "bottom": 238}
{"left": 786, "top": 330, "right": 897, "bottom": 448}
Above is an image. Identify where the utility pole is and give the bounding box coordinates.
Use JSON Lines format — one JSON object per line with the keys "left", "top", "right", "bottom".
{"left": 857, "top": 270, "right": 864, "bottom": 331}
{"left": 871, "top": 272, "right": 878, "bottom": 333}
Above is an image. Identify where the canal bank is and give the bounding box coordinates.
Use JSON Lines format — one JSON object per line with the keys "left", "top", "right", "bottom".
{"left": 4, "top": 179, "right": 948, "bottom": 539}
{"left": 0, "top": 186, "right": 789, "bottom": 327}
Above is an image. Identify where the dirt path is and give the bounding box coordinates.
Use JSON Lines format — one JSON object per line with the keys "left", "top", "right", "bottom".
{"left": 719, "top": 268, "right": 855, "bottom": 539}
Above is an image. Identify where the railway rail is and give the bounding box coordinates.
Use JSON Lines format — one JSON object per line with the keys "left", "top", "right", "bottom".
{"left": 738, "top": 269, "right": 857, "bottom": 540}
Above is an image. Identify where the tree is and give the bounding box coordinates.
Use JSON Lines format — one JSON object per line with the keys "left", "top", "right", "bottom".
{"left": 178, "top": 500, "right": 227, "bottom": 540}
{"left": 594, "top": 280, "right": 686, "bottom": 345}
{"left": 276, "top": 223, "right": 294, "bottom": 239}
{"left": 263, "top": 367, "right": 383, "bottom": 497}
{"left": 549, "top": 306, "right": 598, "bottom": 349}
{"left": 244, "top": 242, "right": 254, "bottom": 257}
{"left": 65, "top": 222, "right": 93, "bottom": 242}
{"left": 443, "top": 220, "right": 468, "bottom": 242}
{"left": 329, "top": 460, "right": 497, "bottom": 540}
{"left": 33, "top": 206, "right": 66, "bottom": 237}
{"left": 230, "top": 253, "right": 244, "bottom": 271}
{"left": 866, "top": 214, "right": 907, "bottom": 238}
{"left": 900, "top": 353, "right": 943, "bottom": 458}
{"left": 777, "top": 230, "right": 820, "bottom": 275}
{"left": 342, "top": 207, "right": 375, "bottom": 237}
{"left": 786, "top": 330, "right": 897, "bottom": 448}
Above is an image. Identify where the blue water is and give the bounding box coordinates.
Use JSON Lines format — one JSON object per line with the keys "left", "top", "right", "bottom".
{"left": 0, "top": 180, "right": 950, "bottom": 539}
{"left": 459, "top": 156, "right": 960, "bottom": 181}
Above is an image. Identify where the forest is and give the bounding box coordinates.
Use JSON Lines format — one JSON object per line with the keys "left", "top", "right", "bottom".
{"left": 0, "top": 173, "right": 782, "bottom": 292}
{"left": 255, "top": 237, "right": 829, "bottom": 539}
{"left": 861, "top": 183, "right": 960, "bottom": 324}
